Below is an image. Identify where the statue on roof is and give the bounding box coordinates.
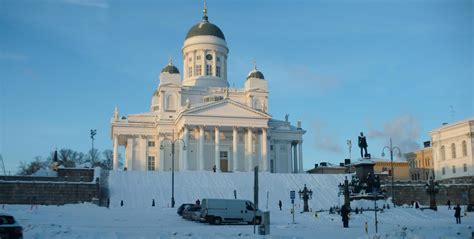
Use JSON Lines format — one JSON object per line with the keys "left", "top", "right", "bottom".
{"left": 285, "top": 114, "right": 289, "bottom": 122}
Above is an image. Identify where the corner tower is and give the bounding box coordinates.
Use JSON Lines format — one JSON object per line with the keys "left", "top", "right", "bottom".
{"left": 182, "top": 2, "right": 229, "bottom": 88}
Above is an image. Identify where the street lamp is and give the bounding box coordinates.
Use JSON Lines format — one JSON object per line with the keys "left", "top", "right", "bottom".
{"left": 160, "top": 130, "right": 186, "bottom": 208}
{"left": 381, "top": 138, "right": 401, "bottom": 205}
{"left": 90, "top": 129, "right": 97, "bottom": 163}
{"left": 338, "top": 176, "right": 353, "bottom": 210}
{"left": 369, "top": 173, "right": 381, "bottom": 233}
{"left": 425, "top": 177, "right": 439, "bottom": 211}
{"left": 298, "top": 184, "right": 313, "bottom": 212}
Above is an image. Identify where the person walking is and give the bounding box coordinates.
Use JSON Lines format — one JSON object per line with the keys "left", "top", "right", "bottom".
{"left": 278, "top": 200, "right": 282, "bottom": 211}
{"left": 454, "top": 204, "right": 461, "bottom": 224}
{"left": 447, "top": 200, "right": 451, "bottom": 210}
{"left": 195, "top": 199, "right": 200, "bottom": 206}
{"left": 341, "top": 205, "right": 349, "bottom": 228}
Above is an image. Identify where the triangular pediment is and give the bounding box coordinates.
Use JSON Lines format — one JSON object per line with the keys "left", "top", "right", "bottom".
{"left": 183, "top": 99, "right": 270, "bottom": 119}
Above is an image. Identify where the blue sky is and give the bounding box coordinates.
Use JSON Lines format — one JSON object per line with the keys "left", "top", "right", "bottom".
{"left": 1, "top": 0, "right": 472, "bottom": 173}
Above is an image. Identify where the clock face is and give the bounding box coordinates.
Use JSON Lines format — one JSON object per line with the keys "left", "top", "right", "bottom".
{"left": 206, "top": 54, "right": 213, "bottom": 60}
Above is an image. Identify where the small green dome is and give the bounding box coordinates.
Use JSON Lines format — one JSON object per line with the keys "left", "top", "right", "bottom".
{"left": 161, "top": 64, "right": 180, "bottom": 74}
{"left": 247, "top": 70, "right": 265, "bottom": 80}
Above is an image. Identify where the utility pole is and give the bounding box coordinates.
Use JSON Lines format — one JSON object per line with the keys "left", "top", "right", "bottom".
{"left": 90, "top": 129, "right": 97, "bottom": 163}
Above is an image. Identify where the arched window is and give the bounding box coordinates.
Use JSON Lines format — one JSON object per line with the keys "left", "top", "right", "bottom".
{"left": 166, "top": 94, "right": 176, "bottom": 111}
{"left": 462, "top": 141, "right": 467, "bottom": 157}
{"left": 440, "top": 146, "right": 446, "bottom": 161}
{"left": 451, "top": 143, "right": 456, "bottom": 159}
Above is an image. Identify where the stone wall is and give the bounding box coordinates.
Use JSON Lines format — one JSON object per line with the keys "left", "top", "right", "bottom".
{"left": 382, "top": 182, "right": 474, "bottom": 206}
{"left": 0, "top": 181, "right": 99, "bottom": 205}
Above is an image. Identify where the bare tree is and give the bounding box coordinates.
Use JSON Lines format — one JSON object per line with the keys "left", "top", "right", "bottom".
{"left": 18, "top": 156, "right": 47, "bottom": 175}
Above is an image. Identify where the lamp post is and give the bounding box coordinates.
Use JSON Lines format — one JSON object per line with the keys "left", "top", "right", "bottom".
{"left": 298, "top": 184, "right": 313, "bottom": 212}
{"left": 160, "top": 130, "right": 186, "bottom": 208}
{"left": 381, "top": 138, "right": 401, "bottom": 205}
{"left": 425, "top": 177, "right": 439, "bottom": 211}
{"left": 90, "top": 129, "right": 97, "bottom": 163}
{"left": 338, "top": 176, "right": 352, "bottom": 210}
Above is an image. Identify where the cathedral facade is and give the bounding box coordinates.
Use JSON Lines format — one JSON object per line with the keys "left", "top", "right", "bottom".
{"left": 111, "top": 7, "right": 305, "bottom": 173}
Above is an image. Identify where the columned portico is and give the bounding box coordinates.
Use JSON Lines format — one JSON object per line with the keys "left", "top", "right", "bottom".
{"left": 298, "top": 141, "right": 303, "bottom": 173}
{"left": 293, "top": 142, "right": 298, "bottom": 173}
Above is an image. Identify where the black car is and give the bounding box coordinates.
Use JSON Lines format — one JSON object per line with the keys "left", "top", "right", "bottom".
{"left": 0, "top": 214, "right": 23, "bottom": 239}
{"left": 177, "top": 203, "right": 194, "bottom": 216}
{"left": 182, "top": 205, "right": 201, "bottom": 220}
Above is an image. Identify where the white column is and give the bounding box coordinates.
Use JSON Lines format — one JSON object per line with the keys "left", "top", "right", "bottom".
{"left": 215, "top": 126, "right": 220, "bottom": 172}
{"left": 183, "top": 126, "right": 189, "bottom": 171}
{"left": 142, "top": 136, "right": 147, "bottom": 171}
{"left": 113, "top": 135, "right": 118, "bottom": 170}
{"left": 154, "top": 134, "right": 159, "bottom": 171}
{"left": 127, "top": 138, "right": 134, "bottom": 171}
{"left": 247, "top": 128, "right": 253, "bottom": 171}
{"left": 298, "top": 141, "right": 303, "bottom": 173}
{"left": 293, "top": 143, "right": 298, "bottom": 174}
{"left": 199, "top": 126, "right": 204, "bottom": 171}
{"left": 233, "top": 127, "right": 238, "bottom": 172}
{"left": 159, "top": 136, "right": 165, "bottom": 171}
{"left": 261, "top": 128, "right": 268, "bottom": 172}
{"left": 287, "top": 142, "right": 292, "bottom": 173}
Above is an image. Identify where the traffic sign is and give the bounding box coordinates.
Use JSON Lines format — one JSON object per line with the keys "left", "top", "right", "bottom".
{"left": 290, "top": 190, "right": 295, "bottom": 200}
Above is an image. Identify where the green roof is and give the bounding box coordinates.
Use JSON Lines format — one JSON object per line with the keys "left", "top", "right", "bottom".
{"left": 161, "top": 64, "right": 180, "bottom": 74}
{"left": 247, "top": 70, "right": 265, "bottom": 80}
{"left": 185, "top": 20, "right": 225, "bottom": 41}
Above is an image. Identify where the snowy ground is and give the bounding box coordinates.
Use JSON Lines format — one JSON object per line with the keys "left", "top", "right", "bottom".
{"left": 3, "top": 203, "right": 472, "bottom": 238}
{"left": 3, "top": 172, "right": 472, "bottom": 238}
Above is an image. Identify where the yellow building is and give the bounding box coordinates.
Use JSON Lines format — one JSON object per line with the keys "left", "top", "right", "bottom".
{"left": 405, "top": 142, "right": 434, "bottom": 181}
{"left": 372, "top": 158, "right": 410, "bottom": 181}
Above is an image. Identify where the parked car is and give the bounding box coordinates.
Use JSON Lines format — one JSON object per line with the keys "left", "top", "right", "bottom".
{"left": 191, "top": 209, "right": 205, "bottom": 222}
{"left": 182, "top": 205, "right": 201, "bottom": 220}
{"left": 177, "top": 203, "right": 194, "bottom": 216}
{"left": 0, "top": 214, "right": 23, "bottom": 239}
{"left": 201, "top": 198, "right": 262, "bottom": 225}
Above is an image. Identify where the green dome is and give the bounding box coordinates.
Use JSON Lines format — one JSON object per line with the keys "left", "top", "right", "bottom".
{"left": 185, "top": 19, "right": 225, "bottom": 41}
{"left": 161, "top": 64, "right": 180, "bottom": 74}
{"left": 247, "top": 70, "right": 265, "bottom": 80}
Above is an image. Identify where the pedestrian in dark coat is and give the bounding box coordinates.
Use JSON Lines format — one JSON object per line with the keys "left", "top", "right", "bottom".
{"left": 454, "top": 204, "right": 461, "bottom": 224}
{"left": 341, "top": 205, "right": 349, "bottom": 228}
{"left": 195, "top": 199, "right": 200, "bottom": 206}
{"left": 278, "top": 200, "right": 282, "bottom": 211}
{"left": 415, "top": 201, "right": 419, "bottom": 209}
{"left": 447, "top": 200, "right": 451, "bottom": 210}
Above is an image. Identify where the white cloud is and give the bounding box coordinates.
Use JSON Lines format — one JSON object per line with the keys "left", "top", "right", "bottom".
{"left": 368, "top": 114, "right": 421, "bottom": 156}
{"left": 312, "top": 120, "right": 343, "bottom": 153}
{"left": 63, "top": 0, "right": 109, "bottom": 9}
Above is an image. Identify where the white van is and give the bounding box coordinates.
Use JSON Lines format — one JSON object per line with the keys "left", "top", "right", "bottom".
{"left": 201, "top": 198, "right": 263, "bottom": 225}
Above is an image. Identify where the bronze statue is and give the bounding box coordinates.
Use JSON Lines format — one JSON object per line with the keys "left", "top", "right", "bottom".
{"left": 358, "top": 132, "right": 368, "bottom": 158}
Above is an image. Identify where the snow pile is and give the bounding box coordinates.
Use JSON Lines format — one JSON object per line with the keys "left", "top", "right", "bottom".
{"left": 108, "top": 171, "right": 349, "bottom": 210}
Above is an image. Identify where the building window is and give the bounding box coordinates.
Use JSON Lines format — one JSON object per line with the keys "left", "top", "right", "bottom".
{"left": 270, "top": 145, "right": 274, "bottom": 151}
{"left": 206, "top": 64, "right": 212, "bottom": 76}
{"left": 451, "top": 143, "right": 456, "bottom": 159}
{"left": 220, "top": 151, "right": 228, "bottom": 158}
{"left": 442, "top": 167, "right": 445, "bottom": 175}
{"left": 196, "top": 55, "right": 201, "bottom": 60}
{"left": 440, "top": 146, "right": 446, "bottom": 161}
{"left": 216, "top": 66, "right": 221, "bottom": 77}
{"left": 452, "top": 165, "right": 456, "bottom": 174}
{"left": 147, "top": 156, "right": 155, "bottom": 171}
{"left": 148, "top": 141, "right": 155, "bottom": 147}
{"left": 464, "top": 163, "right": 467, "bottom": 172}
{"left": 217, "top": 56, "right": 220, "bottom": 62}
{"left": 188, "top": 67, "right": 192, "bottom": 77}
{"left": 462, "top": 141, "right": 467, "bottom": 157}
{"left": 195, "top": 65, "right": 202, "bottom": 76}
{"left": 166, "top": 94, "right": 176, "bottom": 110}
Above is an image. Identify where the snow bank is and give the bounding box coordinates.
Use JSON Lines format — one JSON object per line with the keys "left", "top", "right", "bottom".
{"left": 108, "top": 171, "right": 349, "bottom": 210}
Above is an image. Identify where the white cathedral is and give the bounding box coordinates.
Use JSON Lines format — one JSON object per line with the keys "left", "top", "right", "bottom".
{"left": 111, "top": 6, "right": 305, "bottom": 173}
